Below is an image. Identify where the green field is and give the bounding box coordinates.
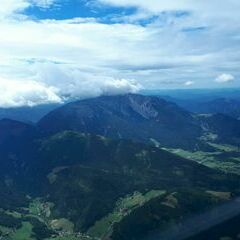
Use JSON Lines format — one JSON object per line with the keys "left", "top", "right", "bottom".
{"left": 10, "top": 222, "right": 33, "bottom": 240}
{"left": 88, "top": 190, "right": 166, "bottom": 238}
{"left": 0, "top": 198, "right": 95, "bottom": 240}
{"left": 166, "top": 142, "right": 240, "bottom": 175}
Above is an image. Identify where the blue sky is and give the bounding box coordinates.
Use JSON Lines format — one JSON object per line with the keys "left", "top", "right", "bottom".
{"left": 25, "top": 0, "right": 137, "bottom": 21}
{"left": 0, "top": 0, "right": 239, "bottom": 107}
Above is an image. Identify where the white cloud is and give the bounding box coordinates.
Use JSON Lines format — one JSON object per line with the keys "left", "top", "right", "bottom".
{"left": 101, "top": 78, "right": 142, "bottom": 95}
{"left": 184, "top": 81, "right": 195, "bottom": 86}
{"left": 0, "top": 0, "right": 240, "bottom": 107}
{"left": 97, "top": 0, "right": 240, "bottom": 19}
{"left": 98, "top": 0, "right": 197, "bottom": 14}
{"left": 0, "top": 0, "right": 29, "bottom": 19}
{"left": 0, "top": 77, "right": 62, "bottom": 108}
{"left": 215, "top": 73, "right": 235, "bottom": 83}
{"left": 31, "top": 62, "right": 142, "bottom": 99}
{"left": 0, "top": 60, "right": 142, "bottom": 107}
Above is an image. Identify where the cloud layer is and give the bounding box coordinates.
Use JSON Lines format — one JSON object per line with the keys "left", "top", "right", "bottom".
{"left": 0, "top": 0, "right": 239, "bottom": 107}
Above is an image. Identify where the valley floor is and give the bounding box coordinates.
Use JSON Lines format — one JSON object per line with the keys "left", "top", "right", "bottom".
{"left": 165, "top": 142, "right": 240, "bottom": 175}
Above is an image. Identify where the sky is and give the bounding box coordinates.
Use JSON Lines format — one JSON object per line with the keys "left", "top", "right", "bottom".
{"left": 0, "top": 0, "right": 239, "bottom": 107}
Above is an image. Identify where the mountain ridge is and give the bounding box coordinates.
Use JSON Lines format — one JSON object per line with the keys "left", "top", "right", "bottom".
{"left": 38, "top": 94, "right": 201, "bottom": 149}
{"left": 38, "top": 94, "right": 240, "bottom": 150}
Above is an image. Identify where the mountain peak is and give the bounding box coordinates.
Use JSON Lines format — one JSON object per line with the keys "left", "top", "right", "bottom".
{"left": 38, "top": 94, "right": 200, "bottom": 148}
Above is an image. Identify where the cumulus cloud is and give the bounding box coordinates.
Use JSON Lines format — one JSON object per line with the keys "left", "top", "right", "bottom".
{"left": 0, "top": 77, "right": 62, "bottom": 108}
{"left": 215, "top": 74, "right": 235, "bottom": 83}
{"left": 0, "top": 0, "right": 29, "bottom": 19}
{"left": 101, "top": 78, "right": 142, "bottom": 95}
{"left": 184, "top": 81, "right": 195, "bottom": 86}
{"left": 31, "top": 62, "right": 142, "bottom": 99}
{"left": 0, "top": 62, "right": 142, "bottom": 107}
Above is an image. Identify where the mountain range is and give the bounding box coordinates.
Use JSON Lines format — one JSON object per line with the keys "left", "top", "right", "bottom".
{"left": 164, "top": 98, "right": 240, "bottom": 120}
{"left": 38, "top": 94, "right": 240, "bottom": 149}
{"left": 0, "top": 104, "right": 60, "bottom": 124}
{"left": 0, "top": 94, "right": 240, "bottom": 240}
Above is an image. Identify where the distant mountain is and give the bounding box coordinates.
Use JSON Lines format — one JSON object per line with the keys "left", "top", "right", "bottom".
{"left": 175, "top": 98, "right": 240, "bottom": 120}
{"left": 0, "top": 104, "right": 60, "bottom": 123}
{"left": 38, "top": 94, "right": 240, "bottom": 150}
{"left": 142, "top": 88, "right": 240, "bottom": 101}
{"left": 38, "top": 94, "right": 202, "bottom": 149}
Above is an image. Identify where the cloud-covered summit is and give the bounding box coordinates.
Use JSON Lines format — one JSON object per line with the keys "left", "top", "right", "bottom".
{"left": 0, "top": 0, "right": 239, "bottom": 107}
